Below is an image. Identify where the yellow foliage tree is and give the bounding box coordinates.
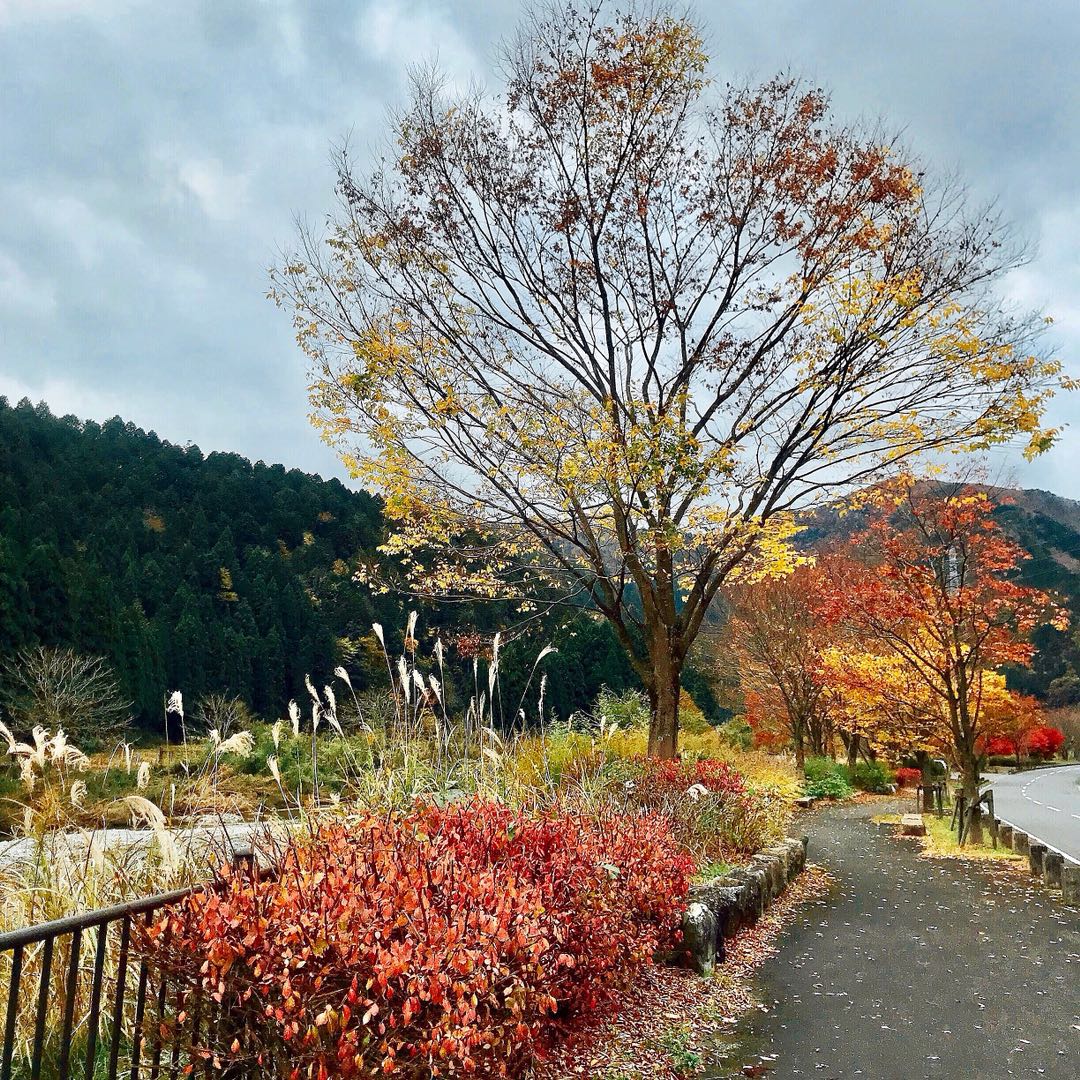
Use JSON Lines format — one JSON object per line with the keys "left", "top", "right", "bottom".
{"left": 272, "top": 3, "right": 1069, "bottom": 757}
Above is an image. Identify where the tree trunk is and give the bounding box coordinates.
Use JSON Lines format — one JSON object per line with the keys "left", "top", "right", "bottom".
{"left": 915, "top": 750, "right": 933, "bottom": 786}
{"left": 793, "top": 735, "right": 806, "bottom": 770}
{"left": 647, "top": 646, "right": 680, "bottom": 759}
{"left": 959, "top": 752, "right": 983, "bottom": 845}
{"left": 846, "top": 733, "right": 860, "bottom": 769}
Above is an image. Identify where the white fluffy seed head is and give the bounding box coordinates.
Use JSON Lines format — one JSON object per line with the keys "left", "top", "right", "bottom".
{"left": 218, "top": 731, "right": 254, "bottom": 756}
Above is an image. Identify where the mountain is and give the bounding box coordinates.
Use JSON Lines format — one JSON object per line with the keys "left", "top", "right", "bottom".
{"left": 982, "top": 487, "right": 1080, "bottom": 701}
{"left": 0, "top": 398, "right": 663, "bottom": 735}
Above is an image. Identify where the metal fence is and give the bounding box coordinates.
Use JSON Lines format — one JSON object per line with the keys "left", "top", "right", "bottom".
{"left": 0, "top": 850, "right": 258, "bottom": 1080}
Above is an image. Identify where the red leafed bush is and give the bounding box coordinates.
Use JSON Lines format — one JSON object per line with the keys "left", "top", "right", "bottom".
{"left": 641, "top": 756, "right": 747, "bottom": 798}
{"left": 141, "top": 800, "right": 693, "bottom": 1078}
{"left": 1025, "top": 725, "right": 1065, "bottom": 759}
{"left": 985, "top": 726, "right": 1065, "bottom": 760}
{"left": 893, "top": 767, "right": 921, "bottom": 788}
{"left": 614, "top": 756, "right": 783, "bottom": 858}
{"left": 984, "top": 735, "right": 1017, "bottom": 757}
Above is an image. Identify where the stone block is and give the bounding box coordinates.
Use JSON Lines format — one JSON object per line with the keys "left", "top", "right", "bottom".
{"left": 690, "top": 880, "right": 746, "bottom": 940}
{"left": 783, "top": 837, "right": 806, "bottom": 878}
{"left": 762, "top": 845, "right": 791, "bottom": 885}
{"left": 1043, "top": 851, "right": 1064, "bottom": 888}
{"left": 742, "top": 866, "right": 768, "bottom": 918}
{"left": 998, "top": 824, "right": 1013, "bottom": 848}
{"left": 900, "top": 813, "right": 926, "bottom": 836}
{"left": 1062, "top": 865, "right": 1080, "bottom": 906}
{"left": 680, "top": 902, "right": 717, "bottom": 976}
{"left": 751, "top": 854, "right": 784, "bottom": 899}
{"left": 1029, "top": 843, "right": 1047, "bottom": 878}
{"left": 1012, "top": 830, "right": 1030, "bottom": 856}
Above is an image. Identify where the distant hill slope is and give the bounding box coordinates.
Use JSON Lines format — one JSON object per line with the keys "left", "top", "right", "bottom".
{"left": 798, "top": 484, "right": 1080, "bottom": 701}
{"left": 0, "top": 398, "right": 655, "bottom": 733}
{"left": 982, "top": 487, "right": 1080, "bottom": 700}
{"left": 0, "top": 397, "right": 390, "bottom": 726}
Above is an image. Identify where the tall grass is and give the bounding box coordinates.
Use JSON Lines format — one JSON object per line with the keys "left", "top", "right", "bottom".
{"left": 0, "top": 618, "right": 798, "bottom": 1075}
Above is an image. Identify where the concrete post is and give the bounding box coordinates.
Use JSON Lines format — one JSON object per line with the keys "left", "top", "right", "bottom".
{"left": 1012, "top": 830, "right": 1030, "bottom": 856}
{"left": 1043, "top": 851, "right": 1064, "bottom": 888}
{"left": 1062, "top": 865, "right": 1080, "bottom": 906}
{"left": 998, "top": 824, "right": 1013, "bottom": 848}
{"left": 1028, "top": 843, "right": 1047, "bottom": 878}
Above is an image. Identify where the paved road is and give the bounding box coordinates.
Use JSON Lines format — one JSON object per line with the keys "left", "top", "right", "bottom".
{"left": 990, "top": 765, "right": 1080, "bottom": 864}
{"left": 712, "top": 800, "right": 1080, "bottom": 1079}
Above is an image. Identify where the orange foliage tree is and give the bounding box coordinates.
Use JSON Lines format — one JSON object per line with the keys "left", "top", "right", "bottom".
{"left": 819, "top": 478, "right": 1068, "bottom": 838}
{"left": 726, "top": 564, "right": 843, "bottom": 767}
{"left": 981, "top": 690, "right": 1047, "bottom": 764}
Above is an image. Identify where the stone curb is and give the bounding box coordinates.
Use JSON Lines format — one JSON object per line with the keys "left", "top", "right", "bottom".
{"left": 996, "top": 817, "right": 1080, "bottom": 908}
{"left": 679, "top": 835, "right": 808, "bottom": 975}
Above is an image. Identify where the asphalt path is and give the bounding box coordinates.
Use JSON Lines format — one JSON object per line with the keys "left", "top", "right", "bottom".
{"left": 990, "top": 764, "right": 1080, "bottom": 864}
{"left": 712, "top": 799, "right": 1080, "bottom": 1079}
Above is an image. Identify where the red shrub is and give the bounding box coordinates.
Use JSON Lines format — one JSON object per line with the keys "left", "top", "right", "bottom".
{"left": 893, "top": 767, "right": 921, "bottom": 788}
{"left": 615, "top": 756, "right": 778, "bottom": 858}
{"left": 142, "top": 801, "right": 693, "bottom": 1078}
{"left": 1026, "top": 725, "right": 1065, "bottom": 759}
{"left": 641, "top": 756, "right": 747, "bottom": 798}
{"left": 985, "top": 726, "right": 1065, "bottom": 760}
{"left": 985, "top": 735, "right": 1017, "bottom": 757}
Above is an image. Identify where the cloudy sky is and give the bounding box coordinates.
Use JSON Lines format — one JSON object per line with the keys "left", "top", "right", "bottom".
{"left": 2, "top": 0, "right": 1078, "bottom": 494}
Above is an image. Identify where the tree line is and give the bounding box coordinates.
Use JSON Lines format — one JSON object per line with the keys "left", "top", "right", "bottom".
{"left": 1, "top": 398, "right": 721, "bottom": 738}
{"left": 724, "top": 477, "right": 1072, "bottom": 842}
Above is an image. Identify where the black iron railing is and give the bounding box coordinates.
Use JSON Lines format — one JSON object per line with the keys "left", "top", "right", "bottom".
{"left": 0, "top": 850, "right": 258, "bottom": 1080}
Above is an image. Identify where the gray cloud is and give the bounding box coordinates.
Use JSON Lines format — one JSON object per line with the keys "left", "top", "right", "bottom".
{"left": 2, "top": 0, "right": 1077, "bottom": 493}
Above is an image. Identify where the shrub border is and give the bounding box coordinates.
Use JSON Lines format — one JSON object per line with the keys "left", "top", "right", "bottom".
{"left": 678, "top": 835, "right": 809, "bottom": 974}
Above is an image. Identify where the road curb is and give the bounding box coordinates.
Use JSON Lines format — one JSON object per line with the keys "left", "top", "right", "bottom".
{"left": 995, "top": 813, "right": 1080, "bottom": 907}
{"left": 678, "top": 835, "right": 808, "bottom": 975}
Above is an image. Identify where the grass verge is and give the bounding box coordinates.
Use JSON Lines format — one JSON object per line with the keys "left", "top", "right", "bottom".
{"left": 878, "top": 812, "right": 1026, "bottom": 862}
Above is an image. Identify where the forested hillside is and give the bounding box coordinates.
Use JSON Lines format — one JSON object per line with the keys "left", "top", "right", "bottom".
{"left": 0, "top": 398, "right": 673, "bottom": 733}
{"left": 991, "top": 490, "right": 1080, "bottom": 702}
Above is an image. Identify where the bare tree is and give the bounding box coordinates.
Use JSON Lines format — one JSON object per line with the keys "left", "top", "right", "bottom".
{"left": 2, "top": 646, "right": 131, "bottom": 750}
{"left": 192, "top": 694, "right": 256, "bottom": 739}
{"left": 273, "top": 2, "right": 1066, "bottom": 756}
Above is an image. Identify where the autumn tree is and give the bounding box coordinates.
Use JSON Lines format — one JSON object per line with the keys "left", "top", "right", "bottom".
{"left": 821, "top": 646, "right": 945, "bottom": 772}
{"left": 822, "top": 646, "right": 1030, "bottom": 779}
{"left": 820, "top": 479, "right": 1068, "bottom": 839}
{"left": 725, "top": 563, "right": 840, "bottom": 767}
{"left": 273, "top": 2, "right": 1067, "bottom": 757}
{"left": 980, "top": 688, "right": 1036, "bottom": 762}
